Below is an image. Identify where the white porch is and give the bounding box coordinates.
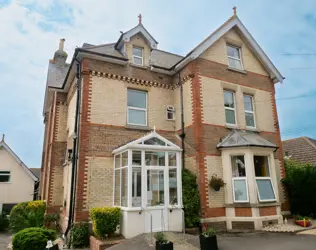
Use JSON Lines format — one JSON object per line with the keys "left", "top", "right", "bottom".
{"left": 112, "top": 131, "right": 183, "bottom": 238}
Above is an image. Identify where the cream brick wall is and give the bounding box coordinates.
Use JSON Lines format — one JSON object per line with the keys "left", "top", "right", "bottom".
{"left": 51, "top": 163, "right": 63, "bottom": 206}
{"left": 174, "top": 79, "right": 193, "bottom": 131}
{"left": 67, "top": 91, "right": 77, "bottom": 136}
{"left": 185, "top": 156, "right": 196, "bottom": 174}
{"left": 86, "top": 157, "right": 114, "bottom": 209}
{"left": 56, "top": 103, "right": 68, "bottom": 142}
{"left": 125, "top": 34, "right": 151, "bottom": 66}
{"left": 206, "top": 156, "right": 225, "bottom": 208}
{"left": 201, "top": 76, "right": 276, "bottom": 132}
{"left": 90, "top": 76, "right": 175, "bottom": 131}
{"left": 200, "top": 28, "right": 269, "bottom": 76}
{"left": 0, "top": 148, "right": 34, "bottom": 204}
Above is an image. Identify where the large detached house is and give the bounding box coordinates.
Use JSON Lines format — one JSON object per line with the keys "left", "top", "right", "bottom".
{"left": 41, "top": 9, "right": 288, "bottom": 238}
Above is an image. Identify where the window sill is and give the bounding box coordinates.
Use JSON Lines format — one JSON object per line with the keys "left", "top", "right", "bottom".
{"left": 0, "top": 182, "right": 11, "bottom": 184}
{"left": 225, "top": 202, "right": 280, "bottom": 208}
{"left": 130, "top": 63, "right": 148, "bottom": 70}
{"left": 125, "top": 125, "right": 151, "bottom": 131}
{"left": 245, "top": 126, "right": 260, "bottom": 132}
{"left": 227, "top": 67, "right": 247, "bottom": 74}
{"left": 225, "top": 124, "right": 239, "bottom": 129}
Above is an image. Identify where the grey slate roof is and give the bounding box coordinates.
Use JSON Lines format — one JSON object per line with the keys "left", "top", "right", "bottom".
{"left": 217, "top": 130, "right": 277, "bottom": 149}
{"left": 47, "top": 61, "right": 70, "bottom": 88}
{"left": 30, "top": 168, "right": 41, "bottom": 181}
{"left": 282, "top": 137, "right": 316, "bottom": 165}
{"left": 82, "top": 43, "right": 126, "bottom": 58}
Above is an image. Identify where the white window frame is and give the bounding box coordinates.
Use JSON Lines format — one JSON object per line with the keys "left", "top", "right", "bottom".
{"left": 127, "top": 89, "right": 147, "bottom": 126}
{"left": 254, "top": 155, "right": 277, "bottom": 202}
{"left": 227, "top": 44, "right": 244, "bottom": 70}
{"left": 0, "top": 171, "right": 11, "bottom": 183}
{"left": 244, "top": 94, "right": 256, "bottom": 128}
{"left": 224, "top": 90, "right": 237, "bottom": 125}
{"left": 166, "top": 106, "right": 175, "bottom": 121}
{"left": 132, "top": 46, "right": 144, "bottom": 66}
{"left": 232, "top": 177, "right": 249, "bottom": 203}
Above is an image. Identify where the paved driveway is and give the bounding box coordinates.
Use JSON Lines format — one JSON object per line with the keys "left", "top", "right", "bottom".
{"left": 0, "top": 232, "right": 11, "bottom": 249}
{"left": 188, "top": 232, "right": 316, "bottom": 250}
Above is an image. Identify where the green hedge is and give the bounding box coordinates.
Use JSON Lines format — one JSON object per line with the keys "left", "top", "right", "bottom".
{"left": 0, "top": 211, "right": 9, "bottom": 231}
{"left": 70, "top": 222, "right": 90, "bottom": 248}
{"left": 90, "top": 207, "right": 120, "bottom": 239}
{"left": 182, "top": 168, "right": 200, "bottom": 228}
{"left": 12, "top": 227, "right": 56, "bottom": 250}
{"left": 10, "top": 201, "right": 46, "bottom": 233}
{"left": 282, "top": 159, "right": 316, "bottom": 216}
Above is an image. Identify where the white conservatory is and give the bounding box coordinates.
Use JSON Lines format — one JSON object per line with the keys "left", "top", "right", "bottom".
{"left": 112, "top": 131, "right": 183, "bottom": 238}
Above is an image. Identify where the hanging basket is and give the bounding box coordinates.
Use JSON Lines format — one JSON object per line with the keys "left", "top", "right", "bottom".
{"left": 213, "top": 185, "right": 221, "bottom": 192}
{"left": 209, "top": 174, "right": 226, "bottom": 192}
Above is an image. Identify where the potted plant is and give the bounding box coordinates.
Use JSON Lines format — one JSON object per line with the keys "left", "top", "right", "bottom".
{"left": 155, "top": 232, "right": 173, "bottom": 250}
{"left": 295, "top": 215, "right": 312, "bottom": 227}
{"left": 209, "top": 174, "right": 226, "bottom": 191}
{"left": 199, "top": 227, "right": 218, "bottom": 250}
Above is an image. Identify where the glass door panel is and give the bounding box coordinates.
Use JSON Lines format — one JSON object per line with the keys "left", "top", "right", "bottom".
{"left": 147, "top": 170, "right": 164, "bottom": 206}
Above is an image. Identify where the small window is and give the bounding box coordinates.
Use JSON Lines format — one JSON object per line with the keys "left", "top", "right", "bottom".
{"left": 254, "top": 156, "right": 276, "bottom": 202}
{"left": 224, "top": 91, "right": 236, "bottom": 125}
{"left": 166, "top": 106, "right": 175, "bottom": 120}
{"left": 227, "top": 45, "right": 243, "bottom": 70}
{"left": 0, "top": 171, "right": 10, "bottom": 183}
{"left": 133, "top": 46, "right": 143, "bottom": 65}
{"left": 127, "top": 89, "right": 147, "bottom": 126}
{"left": 244, "top": 95, "right": 256, "bottom": 128}
{"left": 231, "top": 156, "right": 249, "bottom": 202}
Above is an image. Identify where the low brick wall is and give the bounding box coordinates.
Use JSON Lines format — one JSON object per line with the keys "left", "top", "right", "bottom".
{"left": 89, "top": 236, "right": 123, "bottom": 250}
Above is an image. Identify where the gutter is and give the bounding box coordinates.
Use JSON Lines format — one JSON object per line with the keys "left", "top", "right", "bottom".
{"left": 64, "top": 61, "right": 82, "bottom": 244}
{"left": 178, "top": 73, "right": 185, "bottom": 169}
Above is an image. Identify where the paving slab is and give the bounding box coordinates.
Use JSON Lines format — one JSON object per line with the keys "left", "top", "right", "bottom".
{"left": 0, "top": 232, "right": 11, "bottom": 250}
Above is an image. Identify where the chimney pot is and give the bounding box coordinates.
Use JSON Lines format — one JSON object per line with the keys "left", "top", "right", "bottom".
{"left": 59, "top": 38, "right": 65, "bottom": 51}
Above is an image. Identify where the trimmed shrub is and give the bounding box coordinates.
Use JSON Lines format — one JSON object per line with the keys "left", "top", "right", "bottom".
{"left": 182, "top": 168, "right": 200, "bottom": 228}
{"left": 12, "top": 227, "right": 56, "bottom": 250}
{"left": 70, "top": 222, "right": 90, "bottom": 248}
{"left": 90, "top": 207, "right": 120, "bottom": 239}
{"left": 44, "top": 213, "right": 61, "bottom": 232}
{"left": 10, "top": 200, "right": 46, "bottom": 232}
{"left": 282, "top": 159, "right": 316, "bottom": 216}
{"left": 0, "top": 211, "right": 9, "bottom": 231}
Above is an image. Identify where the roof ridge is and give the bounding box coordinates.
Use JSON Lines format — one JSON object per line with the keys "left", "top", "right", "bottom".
{"left": 83, "top": 42, "right": 116, "bottom": 49}
{"left": 302, "top": 137, "right": 316, "bottom": 150}
{"left": 282, "top": 136, "right": 306, "bottom": 142}
{"left": 153, "top": 49, "right": 183, "bottom": 58}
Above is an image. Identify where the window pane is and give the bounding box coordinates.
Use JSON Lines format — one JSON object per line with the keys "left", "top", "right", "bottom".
{"left": 228, "top": 58, "right": 242, "bottom": 70}
{"left": 127, "top": 90, "right": 146, "bottom": 108}
{"left": 231, "top": 156, "right": 246, "bottom": 177}
{"left": 0, "top": 175, "right": 10, "bottom": 182}
{"left": 122, "top": 151, "right": 128, "bottom": 166}
{"left": 132, "top": 168, "right": 142, "bottom": 207}
{"left": 254, "top": 156, "right": 270, "bottom": 177}
{"left": 225, "top": 109, "right": 236, "bottom": 124}
{"left": 115, "top": 155, "right": 121, "bottom": 169}
{"left": 114, "top": 169, "right": 120, "bottom": 206}
{"left": 145, "top": 151, "right": 165, "bottom": 166}
{"left": 245, "top": 112, "right": 255, "bottom": 127}
{"left": 233, "top": 179, "right": 248, "bottom": 202}
{"left": 132, "top": 151, "right": 141, "bottom": 166}
{"left": 144, "top": 137, "right": 165, "bottom": 146}
{"left": 133, "top": 57, "right": 143, "bottom": 65}
{"left": 227, "top": 45, "right": 240, "bottom": 59}
{"left": 169, "top": 169, "right": 177, "bottom": 205}
{"left": 244, "top": 95, "right": 253, "bottom": 111}
{"left": 121, "top": 168, "right": 128, "bottom": 207}
{"left": 128, "top": 109, "right": 146, "bottom": 125}
{"left": 168, "top": 152, "right": 176, "bottom": 167}
{"left": 256, "top": 179, "right": 276, "bottom": 201}
{"left": 133, "top": 47, "right": 143, "bottom": 57}
{"left": 147, "top": 170, "right": 164, "bottom": 206}
{"left": 224, "top": 91, "right": 234, "bottom": 108}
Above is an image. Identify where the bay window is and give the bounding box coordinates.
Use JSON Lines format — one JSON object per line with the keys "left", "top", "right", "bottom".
{"left": 127, "top": 89, "right": 147, "bottom": 126}
{"left": 231, "top": 156, "right": 249, "bottom": 202}
{"left": 254, "top": 156, "right": 276, "bottom": 202}
{"left": 224, "top": 91, "right": 236, "bottom": 125}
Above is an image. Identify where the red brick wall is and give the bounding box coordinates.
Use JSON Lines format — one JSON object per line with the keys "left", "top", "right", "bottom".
{"left": 259, "top": 206, "right": 277, "bottom": 216}
{"left": 235, "top": 207, "right": 252, "bottom": 217}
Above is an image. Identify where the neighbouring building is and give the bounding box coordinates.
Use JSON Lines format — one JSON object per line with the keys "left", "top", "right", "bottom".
{"left": 0, "top": 135, "right": 38, "bottom": 213}
{"left": 41, "top": 9, "right": 288, "bottom": 238}
{"left": 283, "top": 136, "right": 316, "bottom": 165}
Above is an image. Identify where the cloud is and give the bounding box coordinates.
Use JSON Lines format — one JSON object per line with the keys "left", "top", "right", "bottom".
{"left": 0, "top": 0, "right": 315, "bottom": 168}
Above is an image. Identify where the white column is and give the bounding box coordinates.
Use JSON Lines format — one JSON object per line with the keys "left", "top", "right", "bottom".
{"left": 127, "top": 150, "right": 133, "bottom": 208}
{"left": 164, "top": 152, "right": 169, "bottom": 207}
{"left": 245, "top": 151, "right": 257, "bottom": 204}
{"left": 269, "top": 153, "right": 280, "bottom": 202}
{"left": 141, "top": 151, "right": 146, "bottom": 208}
{"left": 222, "top": 150, "right": 233, "bottom": 204}
{"left": 177, "top": 152, "right": 182, "bottom": 207}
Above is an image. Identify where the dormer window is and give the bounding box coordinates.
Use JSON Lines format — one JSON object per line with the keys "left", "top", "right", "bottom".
{"left": 132, "top": 46, "right": 143, "bottom": 65}
{"left": 227, "top": 45, "right": 243, "bottom": 70}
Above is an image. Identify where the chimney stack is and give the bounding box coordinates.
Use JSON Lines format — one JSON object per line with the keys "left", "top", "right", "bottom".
{"left": 59, "top": 38, "right": 65, "bottom": 51}
{"left": 1, "top": 134, "right": 5, "bottom": 142}
{"left": 53, "top": 38, "right": 68, "bottom": 66}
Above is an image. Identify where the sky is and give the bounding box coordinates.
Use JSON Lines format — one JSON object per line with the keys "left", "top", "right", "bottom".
{"left": 0, "top": 0, "right": 316, "bottom": 169}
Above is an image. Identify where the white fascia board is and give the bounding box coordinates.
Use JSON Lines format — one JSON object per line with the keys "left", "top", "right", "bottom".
{"left": 120, "top": 25, "right": 158, "bottom": 49}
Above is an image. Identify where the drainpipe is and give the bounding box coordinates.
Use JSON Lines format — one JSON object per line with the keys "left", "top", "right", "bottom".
{"left": 178, "top": 73, "right": 185, "bottom": 169}
{"left": 64, "top": 58, "right": 82, "bottom": 242}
